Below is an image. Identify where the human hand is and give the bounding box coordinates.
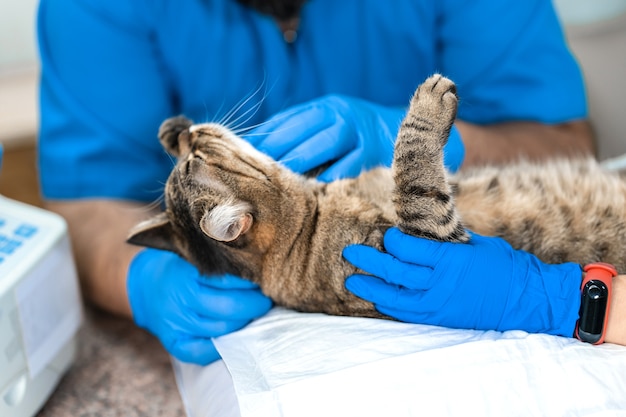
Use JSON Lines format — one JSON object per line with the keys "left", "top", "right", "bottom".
{"left": 343, "top": 228, "right": 582, "bottom": 336}
{"left": 127, "top": 248, "right": 273, "bottom": 365}
{"left": 249, "top": 95, "right": 464, "bottom": 181}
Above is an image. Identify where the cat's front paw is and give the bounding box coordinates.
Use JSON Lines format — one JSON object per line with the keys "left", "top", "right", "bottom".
{"left": 410, "top": 74, "right": 458, "bottom": 147}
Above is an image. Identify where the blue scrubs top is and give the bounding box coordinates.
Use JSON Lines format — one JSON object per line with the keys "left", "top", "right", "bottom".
{"left": 37, "top": 0, "right": 587, "bottom": 202}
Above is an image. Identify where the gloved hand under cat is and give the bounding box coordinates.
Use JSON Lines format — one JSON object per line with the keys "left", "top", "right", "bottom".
{"left": 249, "top": 95, "right": 465, "bottom": 180}
{"left": 343, "top": 228, "right": 583, "bottom": 336}
{"left": 127, "top": 248, "right": 273, "bottom": 365}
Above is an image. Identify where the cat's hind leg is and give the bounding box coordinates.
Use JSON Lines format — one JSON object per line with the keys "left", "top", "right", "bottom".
{"left": 392, "top": 74, "right": 468, "bottom": 243}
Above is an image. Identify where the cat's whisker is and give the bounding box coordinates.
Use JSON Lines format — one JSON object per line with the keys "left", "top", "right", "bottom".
{"left": 385, "top": 132, "right": 396, "bottom": 147}
{"left": 234, "top": 112, "right": 307, "bottom": 143}
{"left": 218, "top": 79, "right": 268, "bottom": 127}
{"left": 232, "top": 110, "right": 296, "bottom": 133}
{"left": 222, "top": 91, "right": 265, "bottom": 128}
{"left": 229, "top": 80, "right": 308, "bottom": 133}
{"left": 202, "top": 100, "right": 215, "bottom": 125}
{"left": 226, "top": 98, "right": 266, "bottom": 132}
{"left": 215, "top": 93, "right": 252, "bottom": 127}
{"left": 226, "top": 78, "right": 283, "bottom": 133}
{"left": 237, "top": 125, "right": 306, "bottom": 148}
{"left": 123, "top": 194, "right": 166, "bottom": 214}
{"left": 164, "top": 150, "right": 177, "bottom": 166}
{"left": 276, "top": 154, "right": 296, "bottom": 164}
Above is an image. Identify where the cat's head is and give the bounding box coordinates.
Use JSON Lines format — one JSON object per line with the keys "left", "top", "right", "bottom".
{"left": 127, "top": 116, "right": 308, "bottom": 282}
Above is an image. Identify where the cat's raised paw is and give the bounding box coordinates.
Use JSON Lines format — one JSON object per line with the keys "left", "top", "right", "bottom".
{"left": 409, "top": 74, "right": 459, "bottom": 146}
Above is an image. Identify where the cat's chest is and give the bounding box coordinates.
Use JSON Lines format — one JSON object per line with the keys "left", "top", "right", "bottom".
{"left": 320, "top": 169, "right": 396, "bottom": 222}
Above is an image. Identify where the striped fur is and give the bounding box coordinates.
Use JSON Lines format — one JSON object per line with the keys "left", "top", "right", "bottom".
{"left": 392, "top": 75, "right": 468, "bottom": 243}
{"left": 128, "top": 74, "right": 626, "bottom": 319}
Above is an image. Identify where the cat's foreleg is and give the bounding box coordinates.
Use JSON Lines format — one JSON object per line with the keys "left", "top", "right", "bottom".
{"left": 392, "top": 74, "right": 469, "bottom": 243}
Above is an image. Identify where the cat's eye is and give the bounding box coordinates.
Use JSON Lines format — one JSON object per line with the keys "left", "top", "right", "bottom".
{"left": 181, "top": 155, "right": 202, "bottom": 176}
{"left": 181, "top": 158, "right": 192, "bottom": 176}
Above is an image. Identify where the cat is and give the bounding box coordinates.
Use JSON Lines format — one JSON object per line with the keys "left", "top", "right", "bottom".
{"left": 127, "top": 74, "right": 626, "bottom": 319}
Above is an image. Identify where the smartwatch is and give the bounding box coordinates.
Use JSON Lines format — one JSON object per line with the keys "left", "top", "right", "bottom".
{"left": 575, "top": 262, "right": 617, "bottom": 344}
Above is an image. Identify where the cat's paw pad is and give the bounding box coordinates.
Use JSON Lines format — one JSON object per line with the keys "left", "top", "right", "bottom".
{"left": 414, "top": 74, "right": 458, "bottom": 119}
{"left": 410, "top": 76, "right": 457, "bottom": 134}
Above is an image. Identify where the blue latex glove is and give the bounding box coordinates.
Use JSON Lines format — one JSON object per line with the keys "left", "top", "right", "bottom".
{"left": 343, "top": 228, "right": 583, "bottom": 336}
{"left": 248, "top": 95, "right": 464, "bottom": 181}
{"left": 127, "top": 248, "right": 273, "bottom": 365}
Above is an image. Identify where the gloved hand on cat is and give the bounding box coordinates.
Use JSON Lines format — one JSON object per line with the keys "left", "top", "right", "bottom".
{"left": 343, "top": 228, "right": 583, "bottom": 336}
{"left": 127, "top": 248, "right": 273, "bottom": 365}
{"left": 249, "top": 95, "right": 465, "bottom": 180}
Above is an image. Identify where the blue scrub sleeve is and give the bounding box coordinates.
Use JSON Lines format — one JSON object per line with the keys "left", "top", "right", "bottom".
{"left": 37, "top": 0, "right": 174, "bottom": 201}
{"left": 439, "top": 0, "right": 587, "bottom": 124}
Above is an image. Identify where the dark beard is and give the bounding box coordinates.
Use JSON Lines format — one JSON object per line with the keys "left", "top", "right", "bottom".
{"left": 235, "top": 0, "right": 307, "bottom": 21}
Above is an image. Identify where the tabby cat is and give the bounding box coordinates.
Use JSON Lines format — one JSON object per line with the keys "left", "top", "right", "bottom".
{"left": 127, "top": 74, "right": 626, "bottom": 319}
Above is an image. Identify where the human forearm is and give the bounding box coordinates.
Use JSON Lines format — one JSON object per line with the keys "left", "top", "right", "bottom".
{"left": 45, "top": 198, "right": 274, "bottom": 365}
{"left": 605, "top": 275, "right": 626, "bottom": 345}
{"left": 456, "top": 119, "right": 595, "bottom": 168}
{"left": 45, "top": 199, "right": 157, "bottom": 318}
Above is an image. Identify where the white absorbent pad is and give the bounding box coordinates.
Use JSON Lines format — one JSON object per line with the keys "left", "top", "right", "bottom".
{"left": 173, "top": 307, "right": 626, "bottom": 417}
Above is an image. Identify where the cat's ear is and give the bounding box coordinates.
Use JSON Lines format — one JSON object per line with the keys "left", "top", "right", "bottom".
{"left": 127, "top": 213, "right": 180, "bottom": 254}
{"left": 158, "top": 115, "right": 194, "bottom": 157}
{"left": 200, "top": 202, "right": 253, "bottom": 242}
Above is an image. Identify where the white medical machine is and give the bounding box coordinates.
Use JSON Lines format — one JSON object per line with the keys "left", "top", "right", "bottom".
{"left": 0, "top": 147, "right": 83, "bottom": 417}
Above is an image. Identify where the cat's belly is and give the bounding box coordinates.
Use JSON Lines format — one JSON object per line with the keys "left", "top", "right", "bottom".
{"left": 453, "top": 160, "right": 626, "bottom": 270}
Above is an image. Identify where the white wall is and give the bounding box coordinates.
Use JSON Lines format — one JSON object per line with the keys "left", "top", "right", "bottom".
{"left": 0, "top": 0, "right": 38, "bottom": 71}
{"left": 0, "top": 0, "right": 39, "bottom": 146}
{"left": 553, "top": 0, "right": 626, "bottom": 25}
{"left": 553, "top": 0, "right": 626, "bottom": 161}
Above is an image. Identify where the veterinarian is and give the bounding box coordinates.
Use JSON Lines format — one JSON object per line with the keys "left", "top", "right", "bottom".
{"left": 37, "top": 0, "right": 603, "bottom": 366}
